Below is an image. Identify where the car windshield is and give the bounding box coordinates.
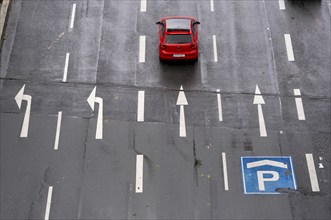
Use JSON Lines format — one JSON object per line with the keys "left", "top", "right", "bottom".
{"left": 165, "top": 34, "right": 192, "bottom": 44}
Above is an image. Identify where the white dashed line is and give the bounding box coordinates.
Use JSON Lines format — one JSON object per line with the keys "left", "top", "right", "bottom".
{"left": 136, "top": 155, "right": 144, "bottom": 193}
{"left": 212, "top": 35, "right": 218, "bottom": 62}
{"left": 70, "top": 4, "right": 76, "bottom": 29}
{"left": 294, "top": 89, "right": 306, "bottom": 120}
{"left": 222, "top": 152, "right": 229, "bottom": 191}
{"left": 278, "top": 0, "right": 286, "bottom": 10}
{"left": 284, "top": 34, "right": 295, "bottom": 61}
{"left": 306, "top": 154, "right": 320, "bottom": 192}
{"left": 63, "top": 53, "right": 70, "bottom": 82}
{"left": 54, "top": 111, "right": 62, "bottom": 150}
{"left": 44, "top": 186, "right": 53, "bottom": 220}
{"left": 216, "top": 89, "right": 223, "bottom": 121}
{"left": 141, "top": 0, "right": 147, "bottom": 12}
{"left": 210, "top": 0, "right": 214, "bottom": 12}
{"left": 137, "top": 91, "right": 145, "bottom": 122}
{"left": 139, "top": 35, "right": 146, "bottom": 63}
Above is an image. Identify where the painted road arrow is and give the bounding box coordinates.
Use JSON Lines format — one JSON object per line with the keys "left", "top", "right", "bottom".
{"left": 176, "top": 85, "right": 188, "bottom": 137}
{"left": 87, "top": 86, "right": 103, "bottom": 139}
{"left": 15, "top": 84, "right": 32, "bottom": 137}
{"left": 253, "top": 85, "right": 267, "bottom": 137}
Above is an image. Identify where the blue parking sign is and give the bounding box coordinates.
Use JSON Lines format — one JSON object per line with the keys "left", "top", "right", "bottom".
{"left": 241, "top": 156, "right": 297, "bottom": 194}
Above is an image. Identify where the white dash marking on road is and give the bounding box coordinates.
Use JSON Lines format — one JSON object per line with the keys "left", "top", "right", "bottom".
{"left": 216, "top": 89, "right": 223, "bottom": 121}
{"left": 258, "top": 105, "right": 267, "bottom": 137}
{"left": 44, "top": 186, "right": 53, "bottom": 220}
{"left": 54, "top": 111, "right": 62, "bottom": 150}
{"left": 70, "top": 4, "right": 77, "bottom": 29}
{"left": 306, "top": 154, "right": 320, "bottom": 192}
{"left": 279, "top": 0, "right": 286, "bottom": 10}
{"left": 63, "top": 53, "right": 70, "bottom": 82}
{"left": 136, "top": 155, "right": 144, "bottom": 193}
{"left": 137, "top": 91, "right": 145, "bottom": 122}
{"left": 294, "top": 89, "right": 305, "bottom": 120}
{"left": 139, "top": 35, "right": 146, "bottom": 63}
{"left": 222, "top": 152, "right": 229, "bottom": 191}
{"left": 210, "top": 0, "right": 214, "bottom": 12}
{"left": 141, "top": 0, "right": 147, "bottom": 12}
{"left": 213, "top": 35, "right": 218, "bottom": 62}
{"left": 284, "top": 34, "right": 295, "bottom": 61}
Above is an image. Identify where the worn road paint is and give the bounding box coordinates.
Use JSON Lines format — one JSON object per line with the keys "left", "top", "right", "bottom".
{"left": 306, "top": 154, "right": 320, "bottom": 192}
{"left": 136, "top": 155, "right": 144, "bottom": 193}
{"left": 54, "top": 111, "right": 62, "bottom": 150}
{"left": 137, "top": 91, "right": 145, "bottom": 122}
{"left": 284, "top": 34, "right": 295, "bottom": 61}
{"left": 213, "top": 35, "right": 218, "bottom": 62}
{"left": 70, "top": 4, "right": 76, "bottom": 29}
{"left": 222, "top": 152, "right": 229, "bottom": 191}
{"left": 294, "top": 89, "right": 306, "bottom": 120}
{"left": 217, "top": 89, "right": 223, "bottom": 121}
{"left": 63, "top": 53, "right": 70, "bottom": 82}
{"left": 141, "top": 0, "right": 147, "bottom": 12}
{"left": 139, "top": 35, "right": 146, "bottom": 63}
{"left": 44, "top": 186, "right": 53, "bottom": 220}
{"left": 279, "top": 0, "right": 285, "bottom": 10}
{"left": 15, "top": 84, "right": 32, "bottom": 138}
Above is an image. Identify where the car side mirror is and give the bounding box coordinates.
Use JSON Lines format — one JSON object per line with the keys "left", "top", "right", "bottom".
{"left": 194, "top": 21, "right": 200, "bottom": 25}
{"left": 156, "top": 21, "right": 161, "bottom": 25}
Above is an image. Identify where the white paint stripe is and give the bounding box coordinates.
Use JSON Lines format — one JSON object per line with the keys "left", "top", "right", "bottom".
{"left": 95, "top": 97, "right": 103, "bottom": 139}
{"left": 284, "top": 34, "right": 295, "bottom": 61}
{"left": 306, "top": 154, "right": 320, "bottom": 192}
{"left": 213, "top": 35, "right": 218, "bottom": 62}
{"left": 141, "top": 0, "right": 147, "bottom": 12}
{"left": 63, "top": 53, "right": 70, "bottom": 82}
{"left": 136, "top": 155, "right": 144, "bottom": 193}
{"left": 21, "top": 95, "right": 31, "bottom": 138}
{"left": 294, "top": 89, "right": 305, "bottom": 120}
{"left": 216, "top": 89, "right": 223, "bottom": 121}
{"left": 257, "top": 105, "right": 267, "bottom": 137}
{"left": 44, "top": 186, "right": 53, "bottom": 220}
{"left": 70, "top": 4, "right": 76, "bottom": 29}
{"left": 279, "top": 0, "right": 286, "bottom": 10}
{"left": 179, "top": 105, "right": 186, "bottom": 137}
{"left": 139, "top": 35, "right": 146, "bottom": 63}
{"left": 210, "top": 0, "right": 214, "bottom": 12}
{"left": 54, "top": 111, "right": 62, "bottom": 150}
{"left": 222, "top": 152, "right": 229, "bottom": 191}
{"left": 137, "top": 91, "right": 145, "bottom": 122}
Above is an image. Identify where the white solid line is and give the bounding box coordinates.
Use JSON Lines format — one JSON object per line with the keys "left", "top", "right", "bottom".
{"left": 54, "top": 111, "right": 62, "bottom": 150}
{"left": 139, "top": 35, "right": 146, "bottom": 63}
{"left": 279, "top": 0, "right": 286, "bottom": 10}
{"left": 222, "top": 152, "right": 229, "bottom": 191}
{"left": 21, "top": 95, "right": 31, "bottom": 138}
{"left": 213, "top": 35, "right": 218, "bottom": 62}
{"left": 216, "top": 89, "right": 223, "bottom": 121}
{"left": 141, "top": 0, "right": 147, "bottom": 12}
{"left": 70, "top": 4, "right": 76, "bottom": 29}
{"left": 136, "top": 155, "right": 144, "bottom": 193}
{"left": 294, "top": 89, "right": 306, "bottom": 120}
{"left": 137, "top": 91, "right": 145, "bottom": 122}
{"left": 284, "top": 34, "right": 295, "bottom": 61}
{"left": 44, "top": 186, "right": 53, "bottom": 220}
{"left": 257, "top": 105, "right": 267, "bottom": 137}
{"left": 63, "top": 53, "right": 70, "bottom": 82}
{"left": 306, "top": 154, "right": 320, "bottom": 192}
{"left": 179, "top": 105, "right": 186, "bottom": 137}
{"left": 210, "top": 0, "right": 214, "bottom": 12}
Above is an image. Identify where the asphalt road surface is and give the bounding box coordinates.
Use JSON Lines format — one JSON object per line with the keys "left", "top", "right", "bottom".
{"left": 1, "top": 0, "right": 330, "bottom": 219}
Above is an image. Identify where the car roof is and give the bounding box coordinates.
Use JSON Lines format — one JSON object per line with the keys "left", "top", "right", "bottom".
{"left": 165, "top": 18, "right": 191, "bottom": 32}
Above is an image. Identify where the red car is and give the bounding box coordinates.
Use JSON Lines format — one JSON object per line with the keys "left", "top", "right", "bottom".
{"left": 156, "top": 16, "right": 200, "bottom": 62}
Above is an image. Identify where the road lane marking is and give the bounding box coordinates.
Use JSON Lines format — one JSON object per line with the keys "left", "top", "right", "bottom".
{"left": 44, "top": 186, "right": 53, "bottom": 220}
{"left": 284, "top": 34, "right": 295, "bottom": 61}
{"left": 216, "top": 89, "right": 223, "bottom": 121}
{"left": 176, "top": 86, "right": 188, "bottom": 137}
{"left": 139, "top": 35, "right": 146, "bottom": 63}
{"left": 141, "top": 0, "right": 147, "bottom": 12}
{"left": 253, "top": 85, "right": 267, "bottom": 137}
{"left": 15, "top": 85, "right": 32, "bottom": 138}
{"left": 222, "top": 152, "right": 229, "bottom": 191}
{"left": 70, "top": 4, "right": 76, "bottom": 29}
{"left": 63, "top": 53, "right": 70, "bottom": 82}
{"left": 136, "top": 155, "right": 144, "bottom": 193}
{"left": 87, "top": 87, "right": 103, "bottom": 139}
{"left": 306, "top": 154, "right": 320, "bottom": 192}
{"left": 278, "top": 0, "right": 286, "bottom": 10}
{"left": 137, "top": 91, "right": 145, "bottom": 122}
{"left": 294, "top": 89, "right": 306, "bottom": 120}
{"left": 54, "top": 111, "right": 62, "bottom": 150}
{"left": 210, "top": 0, "right": 214, "bottom": 12}
{"left": 213, "top": 35, "right": 218, "bottom": 62}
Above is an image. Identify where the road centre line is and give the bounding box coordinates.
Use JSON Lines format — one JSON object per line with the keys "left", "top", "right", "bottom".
{"left": 63, "top": 53, "right": 70, "bottom": 82}
{"left": 222, "top": 152, "right": 229, "bottom": 191}
{"left": 139, "top": 36, "right": 146, "bottom": 63}
{"left": 141, "top": 0, "right": 147, "bottom": 12}
{"left": 212, "top": 35, "right": 218, "bottom": 62}
{"left": 278, "top": 0, "right": 286, "bottom": 10}
{"left": 70, "top": 4, "right": 76, "bottom": 29}
{"left": 284, "top": 34, "right": 295, "bottom": 61}
{"left": 216, "top": 89, "right": 223, "bottom": 121}
{"left": 54, "top": 111, "right": 62, "bottom": 150}
{"left": 306, "top": 154, "right": 320, "bottom": 192}
{"left": 294, "top": 89, "right": 306, "bottom": 120}
{"left": 136, "top": 155, "right": 144, "bottom": 193}
{"left": 210, "top": 0, "right": 214, "bottom": 12}
{"left": 44, "top": 186, "right": 53, "bottom": 220}
{"left": 137, "top": 91, "right": 145, "bottom": 122}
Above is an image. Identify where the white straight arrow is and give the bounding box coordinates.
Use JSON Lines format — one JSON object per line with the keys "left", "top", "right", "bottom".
{"left": 87, "top": 86, "right": 103, "bottom": 139}
{"left": 176, "top": 85, "right": 188, "bottom": 137}
{"left": 253, "top": 85, "right": 267, "bottom": 137}
{"left": 15, "top": 84, "right": 32, "bottom": 137}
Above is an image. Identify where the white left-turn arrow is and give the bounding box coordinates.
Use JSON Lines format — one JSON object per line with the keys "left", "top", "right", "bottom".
{"left": 253, "top": 85, "right": 267, "bottom": 137}
{"left": 15, "top": 84, "right": 32, "bottom": 138}
{"left": 176, "top": 85, "right": 188, "bottom": 137}
{"left": 87, "top": 86, "right": 103, "bottom": 139}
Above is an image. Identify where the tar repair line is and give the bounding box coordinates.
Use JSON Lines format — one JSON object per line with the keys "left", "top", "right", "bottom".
{"left": 222, "top": 152, "right": 229, "bottom": 191}
{"left": 136, "top": 155, "right": 144, "bottom": 193}
{"left": 284, "top": 34, "right": 295, "bottom": 61}
{"left": 278, "top": 0, "right": 286, "bottom": 10}
{"left": 137, "top": 91, "right": 145, "bottom": 122}
{"left": 216, "top": 89, "right": 223, "bottom": 121}
{"left": 294, "top": 89, "right": 306, "bottom": 120}
{"left": 63, "top": 53, "right": 70, "bottom": 82}
{"left": 306, "top": 154, "right": 320, "bottom": 192}
{"left": 139, "top": 35, "right": 146, "bottom": 63}
{"left": 210, "top": 0, "right": 214, "bottom": 12}
{"left": 54, "top": 111, "right": 62, "bottom": 150}
{"left": 44, "top": 186, "right": 53, "bottom": 220}
{"left": 69, "top": 4, "right": 76, "bottom": 29}
{"left": 213, "top": 35, "right": 218, "bottom": 62}
{"left": 141, "top": 0, "right": 147, "bottom": 12}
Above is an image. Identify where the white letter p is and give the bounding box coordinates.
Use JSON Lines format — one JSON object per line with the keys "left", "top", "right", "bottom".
{"left": 257, "top": 171, "right": 279, "bottom": 191}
